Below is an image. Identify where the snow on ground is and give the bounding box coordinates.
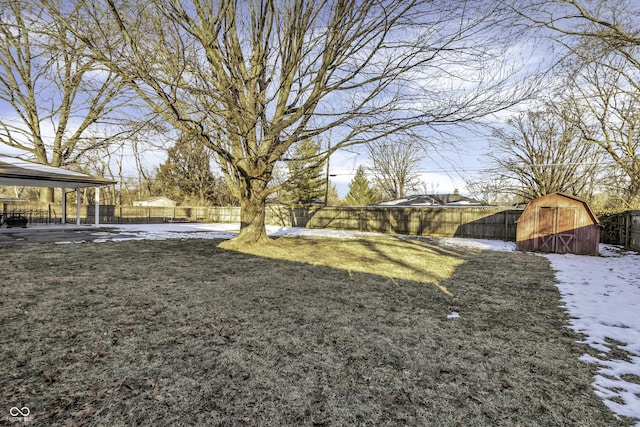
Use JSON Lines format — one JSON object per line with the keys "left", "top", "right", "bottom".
{"left": 86, "top": 223, "right": 640, "bottom": 424}
{"left": 546, "top": 246, "right": 640, "bottom": 424}
{"left": 87, "top": 223, "right": 390, "bottom": 243}
{"left": 92, "top": 223, "right": 239, "bottom": 242}
{"left": 433, "top": 236, "right": 640, "bottom": 425}
{"left": 438, "top": 237, "right": 517, "bottom": 252}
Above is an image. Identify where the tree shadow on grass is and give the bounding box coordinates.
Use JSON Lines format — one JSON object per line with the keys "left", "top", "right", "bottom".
{"left": 244, "top": 234, "right": 466, "bottom": 296}
{"left": 0, "top": 238, "right": 622, "bottom": 426}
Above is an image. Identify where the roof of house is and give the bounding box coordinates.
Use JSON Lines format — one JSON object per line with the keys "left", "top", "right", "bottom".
{"left": 376, "top": 194, "right": 486, "bottom": 207}
{"left": 0, "top": 155, "right": 115, "bottom": 188}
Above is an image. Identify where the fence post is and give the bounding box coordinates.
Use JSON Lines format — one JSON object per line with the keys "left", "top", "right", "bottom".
{"left": 625, "top": 211, "right": 631, "bottom": 248}
{"left": 504, "top": 211, "right": 509, "bottom": 240}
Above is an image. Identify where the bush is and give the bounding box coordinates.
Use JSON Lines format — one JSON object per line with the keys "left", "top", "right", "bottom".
{"left": 594, "top": 210, "right": 626, "bottom": 245}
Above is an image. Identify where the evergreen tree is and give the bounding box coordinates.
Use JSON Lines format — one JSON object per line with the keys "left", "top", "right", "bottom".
{"left": 344, "top": 166, "right": 377, "bottom": 206}
{"left": 283, "top": 138, "right": 326, "bottom": 207}
{"left": 156, "top": 134, "right": 236, "bottom": 205}
{"left": 326, "top": 182, "right": 341, "bottom": 206}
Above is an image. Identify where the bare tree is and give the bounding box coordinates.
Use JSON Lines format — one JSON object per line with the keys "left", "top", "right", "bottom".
{"left": 367, "top": 138, "right": 424, "bottom": 200}
{"left": 464, "top": 175, "right": 516, "bottom": 206}
{"left": 0, "top": 1, "right": 138, "bottom": 201}
{"left": 77, "top": 142, "right": 121, "bottom": 205}
{"left": 513, "top": 0, "right": 640, "bottom": 205}
{"left": 48, "top": 0, "right": 534, "bottom": 246}
{"left": 488, "top": 103, "right": 602, "bottom": 201}
{"left": 566, "top": 60, "right": 640, "bottom": 204}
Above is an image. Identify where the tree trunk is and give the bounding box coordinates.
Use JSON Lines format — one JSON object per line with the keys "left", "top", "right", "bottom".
{"left": 39, "top": 187, "right": 55, "bottom": 203}
{"left": 219, "top": 177, "right": 270, "bottom": 248}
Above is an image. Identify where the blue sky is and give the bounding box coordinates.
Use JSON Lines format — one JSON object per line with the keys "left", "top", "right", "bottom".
{"left": 0, "top": 0, "right": 553, "bottom": 200}
{"left": 327, "top": 140, "right": 487, "bottom": 198}
{"left": 0, "top": 102, "right": 501, "bottom": 200}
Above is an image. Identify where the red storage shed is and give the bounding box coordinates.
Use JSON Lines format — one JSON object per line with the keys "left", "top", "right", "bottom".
{"left": 516, "top": 193, "right": 600, "bottom": 256}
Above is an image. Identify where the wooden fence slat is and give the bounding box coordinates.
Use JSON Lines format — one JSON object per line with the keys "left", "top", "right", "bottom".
{"left": 0, "top": 201, "right": 569, "bottom": 242}
{"left": 629, "top": 210, "right": 640, "bottom": 251}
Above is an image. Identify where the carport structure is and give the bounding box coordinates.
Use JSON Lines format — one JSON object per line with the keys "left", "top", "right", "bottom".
{"left": 0, "top": 154, "right": 115, "bottom": 226}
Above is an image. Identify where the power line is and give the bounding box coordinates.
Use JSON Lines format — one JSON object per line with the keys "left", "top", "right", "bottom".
{"left": 326, "top": 160, "right": 622, "bottom": 177}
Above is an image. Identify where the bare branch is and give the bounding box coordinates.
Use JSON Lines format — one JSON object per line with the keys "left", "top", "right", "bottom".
{"left": 46, "top": 0, "right": 536, "bottom": 244}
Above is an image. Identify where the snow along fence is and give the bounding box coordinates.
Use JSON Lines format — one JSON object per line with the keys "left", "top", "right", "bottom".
{"left": 1, "top": 202, "right": 525, "bottom": 241}
{"left": 4, "top": 200, "right": 638, "bottom": 249}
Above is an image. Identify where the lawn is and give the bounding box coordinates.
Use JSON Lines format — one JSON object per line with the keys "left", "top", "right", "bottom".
{"left": 0, "top": 235, "right": 622, "bottom": 426}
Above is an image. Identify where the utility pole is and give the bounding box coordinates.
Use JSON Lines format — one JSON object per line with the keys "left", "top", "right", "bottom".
{"left": 324, "top": 138, "right": 331, "bottom": 206}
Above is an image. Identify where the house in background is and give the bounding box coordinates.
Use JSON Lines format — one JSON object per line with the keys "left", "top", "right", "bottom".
{"left": 376, "top": 194, "right": 486, "bottom": 207}
{"left": 0, "top": 196, "right": 26, "bottom": 203}
{"left": 132, "top": 196, "right": 176, "bottom": 207}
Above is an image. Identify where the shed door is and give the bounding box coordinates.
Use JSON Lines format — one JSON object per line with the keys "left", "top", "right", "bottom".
{"left": 536, "top": 207, "right": 577, "bottom": 253}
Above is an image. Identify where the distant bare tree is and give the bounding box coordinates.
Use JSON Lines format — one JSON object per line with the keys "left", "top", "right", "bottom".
{"left": 488, "top": 103, "right": 602, "bottom": 201}
{"left": 514, "top": 0, "right": 640, "bottom": 204}
{"left": 0, "top": 1, "right": 136, "bottom": 201}
{"left": 76, "top": 143, "right": 121, "bottom": 205}
{"left": 464, "top": 175, "right": 516, "bottom": 206}
{"left": 566, "top": 61, "right": 640, "bottom": 204}
{"left": 367, "top": 138, "right": 424, "bottom": 200}
{"left": 48, "top": 0, "right": 534, "bottom": 246}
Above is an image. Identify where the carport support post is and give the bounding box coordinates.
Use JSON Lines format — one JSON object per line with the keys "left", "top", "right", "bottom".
{"left": 61, "top": 189, "right": 67, "bottom": 224}
{"left": 94, "top": 186, "right": 100, "bottom": 226}
{"left": 76, "top": 188, "right": 81, "bottom": 225}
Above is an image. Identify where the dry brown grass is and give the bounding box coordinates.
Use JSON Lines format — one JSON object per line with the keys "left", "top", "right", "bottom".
{"left": 239, "top": 236, "right": 464, "bottom": 296}
{"left": 0, "top": 235, "right": 623, "bottom": 426}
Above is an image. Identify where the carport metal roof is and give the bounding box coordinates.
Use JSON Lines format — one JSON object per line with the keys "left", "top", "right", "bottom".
{"left": 0, "top": 154, "right": 115, "bottom": 226}
{"left": 0, "top": 155, "right": 115, "bottom": 188}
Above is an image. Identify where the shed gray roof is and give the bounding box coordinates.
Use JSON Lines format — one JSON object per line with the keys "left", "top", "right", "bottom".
{"left": 0, "top": 155, "right": 115, "bottom": 188}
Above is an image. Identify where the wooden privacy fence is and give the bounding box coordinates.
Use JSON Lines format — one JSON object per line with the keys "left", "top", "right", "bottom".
{"left": 1, "top": 201, "right": 524, "bottom": 240}
{"left": 4, "top": 200, "right": 639, "bottom": 249}
{"left": 1, "top": 202, "right": 291, "bottom": 227}
{"left": 299, "top": 206, "right": 523, "bottom": 240}
{"left": 603, "top": 210, "right": 640, "bottom": 251}
{"left": 105, "top": 205, "right": 524, "bottom": 241}
{"left": 632, "top": 211, "right": 640, "bottom": 250}
{"left": 77, "top": 205, "right": 292, "bottom": 226}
